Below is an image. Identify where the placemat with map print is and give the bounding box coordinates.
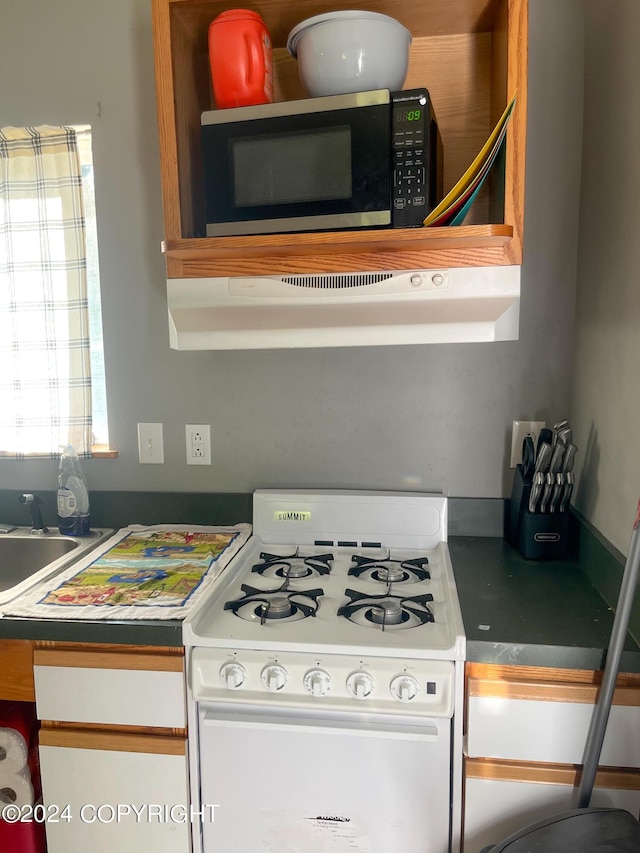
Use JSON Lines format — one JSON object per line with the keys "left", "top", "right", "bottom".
{"left": 2, "top": 524, "right": 252, "bottom": 620}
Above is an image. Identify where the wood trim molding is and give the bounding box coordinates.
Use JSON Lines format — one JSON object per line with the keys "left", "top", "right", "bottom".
{"left": 33, "top": 647, "right": 184, "bottom": 673}
{"left": 39, "top": 725, "right": 186, "bottom": 756}
{"left": 466, "top": 662, "right": 640, "bottom": 686}
{"left": 41, "top": 720, "right": 187, "bottom": 739}
{"left": 90, "top": 446, "right": 119, "bottom": 458}
{"left": 34, "top": 641, "right": 183, "bottom": 655}
{"left": 465, "top": 757, "right": 640, "bottom": 790}
{"left": 152, "top": 0, "right": 183, "bottom": 240}
{"left": 162, "top": 225, "right": 513, "bottom": 259}
{"left": 502, "top": 0, "right": 527, "bottom": 265}
{"left": 467, "top": 675, "right": 640, "bottom": 706}
{"left": 0, "top": 640, "right": 35, "bottom": 702}
{"left": 467, "top": 663, "right": 640, "bottom": 687}
{"left": 171, "top": 243, "right": 511, "bottom": 278}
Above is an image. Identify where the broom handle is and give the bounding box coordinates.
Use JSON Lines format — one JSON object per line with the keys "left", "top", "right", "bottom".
{"left": 577, "top": 498, "right": 640, "bottom": 808}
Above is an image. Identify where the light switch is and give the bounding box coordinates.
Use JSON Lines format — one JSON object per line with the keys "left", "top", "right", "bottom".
{"left": 138, "top": 423, "right": 164, "bottom": 464}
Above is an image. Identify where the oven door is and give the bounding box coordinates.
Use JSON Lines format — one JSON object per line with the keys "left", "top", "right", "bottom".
{"left": 201, "top": 93, "right": 391, "bottom": 237}
{"left": 196, "top": 702, "right": 452, "bottom": 853}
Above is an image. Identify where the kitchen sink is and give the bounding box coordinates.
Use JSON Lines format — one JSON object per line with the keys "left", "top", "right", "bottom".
{"left": 0, "top": 527, "right": 111, "bottom": 606}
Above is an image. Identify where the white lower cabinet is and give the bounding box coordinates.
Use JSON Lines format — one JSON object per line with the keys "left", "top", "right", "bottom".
{"left": 33, "top": 646, "right": 186, "bottom": 728}
{"left": 463, "top": 665, "right": 640, "bottom": 853}
{"left": 34, "top": 644, "right": 190, "bottom": 853}
{"left": 467, "top": 695, "right": 640, "bottom": 767}
{"left": 464, "top": 763, "right": 640, "bottom": 853}
{"left": 39, "top": 735, "right": 191, "bottom": 853}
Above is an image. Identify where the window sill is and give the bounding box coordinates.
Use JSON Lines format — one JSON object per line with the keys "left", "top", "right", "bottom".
{"left": 91, "top": 445, "right": 118, "bottom": 458}
{"left": 0, "top": 446, "right": 118, "bottom": 459}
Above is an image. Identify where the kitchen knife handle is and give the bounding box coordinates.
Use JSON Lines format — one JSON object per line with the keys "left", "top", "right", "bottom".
{"left": 537, "top": 428, "right": 554, "bottom": 456}
{"left": 559, "top": 472, "right": 575, "bottom": 513}
{"left": 533, "top": 442, "right": 552, "bottom": 476}
{"left": 548, "top": 442, "right": 566, "bottom": 476}
{"left": 550, "top": 473, "right": 565, "bottom": 513}
{"left": 557, "top": 426, "right": 572, "bottom": 446}
{"left": 561, "top": 442, "right": 578, "bottom": 474}
{"left": 528, "top": 471, "right": 544, "bottom": 514}
{"left": 539, "top": 472, "right": 555, "bottom": 514}
{"left": 522, "top": 435, "right": 536, "bottom": 480}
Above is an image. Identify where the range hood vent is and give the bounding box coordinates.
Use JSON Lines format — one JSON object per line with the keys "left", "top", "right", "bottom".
{"left": 281, "top": 273, "right": 394, "bottom": 289}
{"left": 167, "top": 266, "right": 520, "bottom": 350}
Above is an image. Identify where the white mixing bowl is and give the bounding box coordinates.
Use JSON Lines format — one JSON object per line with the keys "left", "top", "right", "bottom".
{"left": 287, "top": 10, "right": 412, "bottom": 97}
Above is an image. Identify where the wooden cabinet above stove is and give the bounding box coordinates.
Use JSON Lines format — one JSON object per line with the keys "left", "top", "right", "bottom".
{"left": 151, "top": 0, "right": 528, "bottom": 279}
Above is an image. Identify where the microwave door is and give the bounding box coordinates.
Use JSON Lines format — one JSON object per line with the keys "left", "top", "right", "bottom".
{"left": 201, "top": 96, "right": 391, "bottom": 236}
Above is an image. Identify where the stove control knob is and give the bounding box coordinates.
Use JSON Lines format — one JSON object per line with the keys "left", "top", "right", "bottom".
{"left": 346, "top": 672, "right": 375, "bottom": 700}
{"left": 219, "top": 662, "right": 246, "bottom": 690}
{"left": 261, "top": 664, "right": 288, "bottom": 692}
{"left": 390, "top": 674, "right": 419, "bottom": 703}
{"left": 303, "top": 669, "right": 332, "bottom": 697}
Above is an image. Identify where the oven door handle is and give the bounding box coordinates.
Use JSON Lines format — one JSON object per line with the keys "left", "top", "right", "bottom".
{"left": 202, "top": 709, "right": 441, "bottom": 741}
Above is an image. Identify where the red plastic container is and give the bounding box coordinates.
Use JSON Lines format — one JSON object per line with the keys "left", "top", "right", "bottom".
{"left": 208, "top": 9, "right": 273, "bottom": 109}
{"left": 0, "top": 700, "right": 36, "bottom": 745}
{"left": 0, "top": 819, "right": 46, "bottom": 853}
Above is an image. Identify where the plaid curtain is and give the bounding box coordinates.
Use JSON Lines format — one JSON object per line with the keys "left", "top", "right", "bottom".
{"left": 0, "top": 125, "right": 92, "bottom": 457}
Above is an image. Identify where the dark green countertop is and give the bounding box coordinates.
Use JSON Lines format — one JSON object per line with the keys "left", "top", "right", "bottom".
{"left": 0, "top": 491, "right": 252, "bottom": 648}
{"left": 5, "top": 536, "right": 637, "bottom": 670}
{"left": 0, "top": 614, "right": 182, "bottom": 646}
{"left": 449, "top": 536, "right": 640, "bottom": 673}
{"left": 2, "top": 519, "right": 638, "bottom": 668}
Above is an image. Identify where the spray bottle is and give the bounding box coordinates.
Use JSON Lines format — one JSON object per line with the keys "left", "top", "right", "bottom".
{"left": 57, "top": 445, "right": 91, "bottom": 535}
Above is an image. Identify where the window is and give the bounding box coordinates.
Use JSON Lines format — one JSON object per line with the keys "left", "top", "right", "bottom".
{"left": 0, "top": 124, "right": 108, "bottom": 457}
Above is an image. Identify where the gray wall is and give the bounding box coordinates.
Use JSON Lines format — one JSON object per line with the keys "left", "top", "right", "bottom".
{"left": 572, "top": 0, "right": 640, "bottom": 554}
{"left": 0, "top": 1, "right": 582, "bottom": 502}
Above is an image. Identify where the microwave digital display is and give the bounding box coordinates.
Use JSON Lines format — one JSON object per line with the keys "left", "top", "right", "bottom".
{"left": 395, "top": 109, "right": 422, "bottom": 124}
{"left": 232, "top": 127, "right": 352, "bottom": 208}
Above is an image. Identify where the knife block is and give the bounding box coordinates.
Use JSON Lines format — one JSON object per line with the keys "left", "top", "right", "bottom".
{"left": 508, "top": 464, "right": 569, "bottom": 560}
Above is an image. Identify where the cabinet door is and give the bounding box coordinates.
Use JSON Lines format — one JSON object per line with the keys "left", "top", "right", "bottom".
{"left": 464, "top": 763, "right": 640, "bottom": 853}
{"left": 38, "top": 730, "right": 190, "bottom": 853}
{"left": 466, "top": 676, "right": 640, "bottom": 767}
{"left": 34, "top": 647, "right": 186, "bottom": 728}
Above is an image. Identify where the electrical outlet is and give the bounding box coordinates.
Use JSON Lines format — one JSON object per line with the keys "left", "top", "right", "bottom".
{"left": 510, "top": 420, "right": 546, "bottom": 468}
{"left": 186, "top": 424, "right": 211, "bottom": 465}
{"left": 138, "top": 423, "right": 164, "bottom": 464}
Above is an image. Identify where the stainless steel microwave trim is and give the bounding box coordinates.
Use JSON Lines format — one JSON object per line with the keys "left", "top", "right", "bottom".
{"left": 206, "top": 209, "right": 390, "bottom": 237}
{"left": 201, "top": 89, "right": 390, "bottom": 125}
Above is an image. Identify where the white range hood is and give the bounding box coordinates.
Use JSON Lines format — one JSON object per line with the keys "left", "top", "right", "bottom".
{"left": 166, "top": 265, "right": 520, "bottom": 350}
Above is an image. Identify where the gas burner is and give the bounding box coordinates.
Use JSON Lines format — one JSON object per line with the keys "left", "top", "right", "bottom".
{"left": 224, "top": 582, "right": 324, "bottom": 625}
{"left": 349, "top": 554, "right": 430, "bottom": 584}
{"left": 251, "top": 551, "right": 333, "bottom": 581}
{"left": 338, "top": 588, "right": 434, "bottom": 631}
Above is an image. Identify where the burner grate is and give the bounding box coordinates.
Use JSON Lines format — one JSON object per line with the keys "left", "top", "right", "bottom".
{"left": 338, "top": 587, "right": 434, "bottom": 631}
{"left": 349, "top": 554, "right": 430, "bottom": 584}
{"left": 224, "top": 582, "right": 324, "bottom": 625}
{"left": 252, "top": 551, "right": 333, "bottom": 580}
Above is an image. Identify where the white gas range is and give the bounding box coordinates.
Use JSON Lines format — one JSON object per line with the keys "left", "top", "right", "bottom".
{"left": 183, "top": 490, "right": 466, "bottom": 853}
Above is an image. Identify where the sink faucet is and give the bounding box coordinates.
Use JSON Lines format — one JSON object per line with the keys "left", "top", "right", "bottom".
{"left": 19, "top": 494, "right": 49, "bottom": 535}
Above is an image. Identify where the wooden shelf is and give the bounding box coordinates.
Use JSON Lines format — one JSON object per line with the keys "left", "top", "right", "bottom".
{"left": 163, "top": 224, "right": 514, "bottom": 277}
{"left": 152, "top": 0, "right": 528, "bottom": 279}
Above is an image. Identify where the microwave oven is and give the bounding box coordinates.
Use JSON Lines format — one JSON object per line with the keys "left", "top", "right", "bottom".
{"left": 201, "top": 88, "right": 442, "bottom": 237}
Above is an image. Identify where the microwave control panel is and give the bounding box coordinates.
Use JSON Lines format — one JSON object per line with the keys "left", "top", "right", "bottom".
{"left": 391, "top": 89, "right": 441, "bottom": 228}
